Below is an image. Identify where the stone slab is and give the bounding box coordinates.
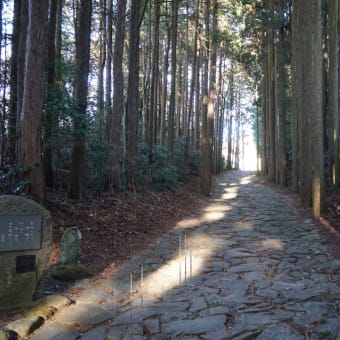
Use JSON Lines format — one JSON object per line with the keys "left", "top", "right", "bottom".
{"left": 81, "top": 326, "right": 108, "bottom": 340}
{"left": 30, "top": 323, "right": 79, "bottom": 340}
{"left": 55, "top": 304, "right": 112, "bottom": 325}
{"left": 162, "top": 315, "right": 226, "bottom": 336}
{"left": 256, "top": 323, "right": 304, "bottom": 340}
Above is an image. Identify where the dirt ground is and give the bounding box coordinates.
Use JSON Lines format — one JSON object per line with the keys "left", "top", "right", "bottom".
{"left": 41, "top": 176, "right": 209, "bottom": 293}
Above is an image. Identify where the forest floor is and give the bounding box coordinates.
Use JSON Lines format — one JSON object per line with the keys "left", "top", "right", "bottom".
{"left": 40, "top": 175, "right": 210, "bottom": 294}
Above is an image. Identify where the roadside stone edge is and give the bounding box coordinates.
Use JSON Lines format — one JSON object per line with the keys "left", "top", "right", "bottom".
{"left": 0, "top": 294, "right": 72, "bottom": 339}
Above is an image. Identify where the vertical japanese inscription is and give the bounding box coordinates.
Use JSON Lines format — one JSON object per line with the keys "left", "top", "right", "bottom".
{"left": 0, "top": 216, "right": 42, "bottom": 251}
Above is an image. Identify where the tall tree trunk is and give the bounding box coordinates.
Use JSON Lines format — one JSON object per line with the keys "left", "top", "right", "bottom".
{"left": 267, "top": 0, "right": 276, "bottom": 181}
{"left": 235, "top": 109, "right": 240, "bottom": 170}
{"left": 261, "top": 32, "right": 268, "bottom": 176}
{"left": 160, "top": 26, "right": 170, "bottom": 147}
{"left": 256, "top": 83, "right": 260, "bottom": 175}
{"left": 299, "top": 0, "right": 313, "bottom": 206}
{"left": 16, "top": 0, "right": 28, "bottom": 159}
{"left": 276, "top": 0, "right": 287, "bottom": 187}
{"left": 148, "top": 0, "right": 160, "bottom": 163}
{"left": 126, "top": 0, "right": 141, "bottom": 192}
{"left": 328, "top": 0, "right": 339, "bottom": 186}
{"left": 207, "top": 0, "right": 217, "bottom": 183}
{"left": 168, "top": 0, "right": 178, "bottom": 158}
{"left": 19, "top": 0, "right": 49, "bottom": 203}
{"left": 194, "top": 31, "right": 201, "bottom": 151}
{"left": 8, "top": 0, "right": 21, "bottom": 163}
{"left": 105, "top": 0, "right": 113, "bottom": 136}
{"left": 97, "top": 0, "right": 106, "bottom": 140}
{"left": 176, "top": 43, "right": 183, "bottom": 137}
{"left": 200, "top": 0, "right": 210, "bottom": 194}
{"left": 214, "top": 53, "right": 224, "bottom": 175}
{"left": 108, "top": 0, "right": 126, "bottom": 192}
{"left": 311, "top": 0, "right": 325, "bottom": 216}
{"left": 226, "top": 70, "right": 234, "bottom": 170}
{"left": 68, "top": 0, "right": 92, "bottom": 199}
{"left": 44, "top": 0, "right": 59, "bottom": 188}
{"left": 291, "top": 0, "right": 300, "bottom": 192}
{"left": 186, "top": 0, "right": 199, "bottom": 149}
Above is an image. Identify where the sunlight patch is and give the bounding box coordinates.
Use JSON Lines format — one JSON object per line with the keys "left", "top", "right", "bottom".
{"left": 221, "top": 186, "right": 240, "bottom": 200}
{"left": 176, "top": 217, "right": 202, "bottom": 229}
{"left": 202, "top": 211, "right": 226, "bottom": 222}
{"left": 236, "top": 221, "right": 253, "bottom": 230}
{"left": 240, "top": 175, "right": 255, "bottom": 185}
{"left": 204, "top": 204, "right": 232, "bottom": 213}
{"left": 141, "top": 234, "right": 216, "bottom": 299}
{"left": 260, "top": 239, "right": 283, "bottom": 250}
{"left": 222, "top": 192, "right": 238, "bottom": 200}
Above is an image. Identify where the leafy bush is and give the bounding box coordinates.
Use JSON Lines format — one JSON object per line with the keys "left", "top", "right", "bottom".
{"left": 173, "top": 137, "right": 200, "bottom": 176}
{"left": 85, "top": 135, "right": 110, "bottom": 193}
{"left": 137, "top": 143, "right": 180, "bottom": 190}
{"left": 187, "top": 149, "right": 201, "bottom": 175}
{"left": 0, "top": 164, "right": 31, "bottom": 195}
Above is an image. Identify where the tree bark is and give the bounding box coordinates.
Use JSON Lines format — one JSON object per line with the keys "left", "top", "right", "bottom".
{"left": 8, "top": 0, "right": 21, "bottom": 163}
{"left": 105, "top": 0, "right": 113, "bottom": 136}
{"left": 328, "top": 0, "right": 339, "bottom": 186}
{"left": 148, "top": 0, "right": 160, "bottom": 163}
{"left": 200, "top": 0, "right": 211, "bottom": 195}
{"left": 291, "top": 0, "right": 300, "bottom": 192}
{"left": 44, "top": 0, "right": 59, "bottom": 188}
{"left": 261, "top": 35, "right": 268, "bottom": 176}
{"left": 276, "top": 0, "right": 287, "bottom": 187}
{"left": 160, "top": 25, "right": 170, "bottom": 146}
{"left": 68, "top": 0, "right": 92, "bottom": 199}
{"left": 108, "top": 0, "right": 126, "bottom": 192}
{"left": 19, "top": 0, "right": 49, "bottom": 203}
{"left": 299, "top": 0, "right": 313, "bottom": 206}
{"left": 267, "top": 0, "right": 276, "bottom": 182}
{"left": 168, "top": 0, "right": 178, "bottom": 158}
{"left": 186, "top": 0, "right": 199, "bottom": 149}
{"left": 227, "top": 70, "right": 234, "bottom": 170}
{"left": 126, "top": 0, "right": 141, "bottom": 192}
{"left": 311, "top": 0, "right": 325, "bottom": 216}
{"left": 96, "top": 0, "right": 106, "bottom": 141}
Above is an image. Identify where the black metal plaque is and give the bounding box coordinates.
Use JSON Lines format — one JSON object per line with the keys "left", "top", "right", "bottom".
{"left": 16, "top": 255, "right": 36, "bottom": 273}
{"left": 0, "top": 216, "right": 42, "bottom": 252}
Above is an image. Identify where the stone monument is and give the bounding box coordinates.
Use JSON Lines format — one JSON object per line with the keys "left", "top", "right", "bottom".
{"left": 49, "top": 227, "right": 89, "bottom": 281}
{"left": 0, "top": 195, "right": 53, "bottom": 313}
{"left": 60, "top": 227, "right": 82, "bottom": 264}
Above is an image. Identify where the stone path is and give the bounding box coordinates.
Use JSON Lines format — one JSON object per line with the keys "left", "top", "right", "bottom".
{"left": 30, "top": 171, "right": 340, "bottom": 339}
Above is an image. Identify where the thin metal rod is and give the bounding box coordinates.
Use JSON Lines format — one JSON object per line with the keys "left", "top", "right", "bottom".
{"left": 141, "top": 264, "right": 144, "bottom": 312}
{"left": 179, "top": 233, "right": 182, "bottom": 284}
{"left": 130, "top": 272, "right": 133, "bottom": 319}
{"left": 190, "top": 250, "right": 193, "bottom": 279}
{"left": 184, "top": 233, "right": 187, "bottom": 282}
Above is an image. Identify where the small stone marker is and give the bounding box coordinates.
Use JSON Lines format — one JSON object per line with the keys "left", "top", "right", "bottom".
{"left": 50, "top": 227, "right": 89, "bottom": 281}
{"left": 0, "top": 195, "right": 53, "bottom": 313}
{"left": 60, "top": 227, "right": 81, "bottom": 265}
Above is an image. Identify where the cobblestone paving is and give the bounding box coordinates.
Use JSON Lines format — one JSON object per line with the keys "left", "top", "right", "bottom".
{"left": 31, "top": 171, "right": 340, "bottom": 339}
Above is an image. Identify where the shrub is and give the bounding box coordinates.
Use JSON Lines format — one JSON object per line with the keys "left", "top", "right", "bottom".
{"left": 0, "top": 164, "right": 31, "bottom": 195}
{"left": 137, "top": 143, "right": 180, "bottom": 190}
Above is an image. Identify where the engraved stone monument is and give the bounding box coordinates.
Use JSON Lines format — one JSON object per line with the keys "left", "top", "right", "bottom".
{"left": 50, "top": 227, "right": 89, "bottom": 281}
{"left": 0, "top": 195, "right": 53, "bottom": 313}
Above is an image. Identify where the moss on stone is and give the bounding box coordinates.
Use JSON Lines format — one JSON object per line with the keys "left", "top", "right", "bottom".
{"left": 0, "top": 329, "right": 18, "bottom": 340}
{"left": 49, "top": 263, "right": 89, "bottom": 281}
